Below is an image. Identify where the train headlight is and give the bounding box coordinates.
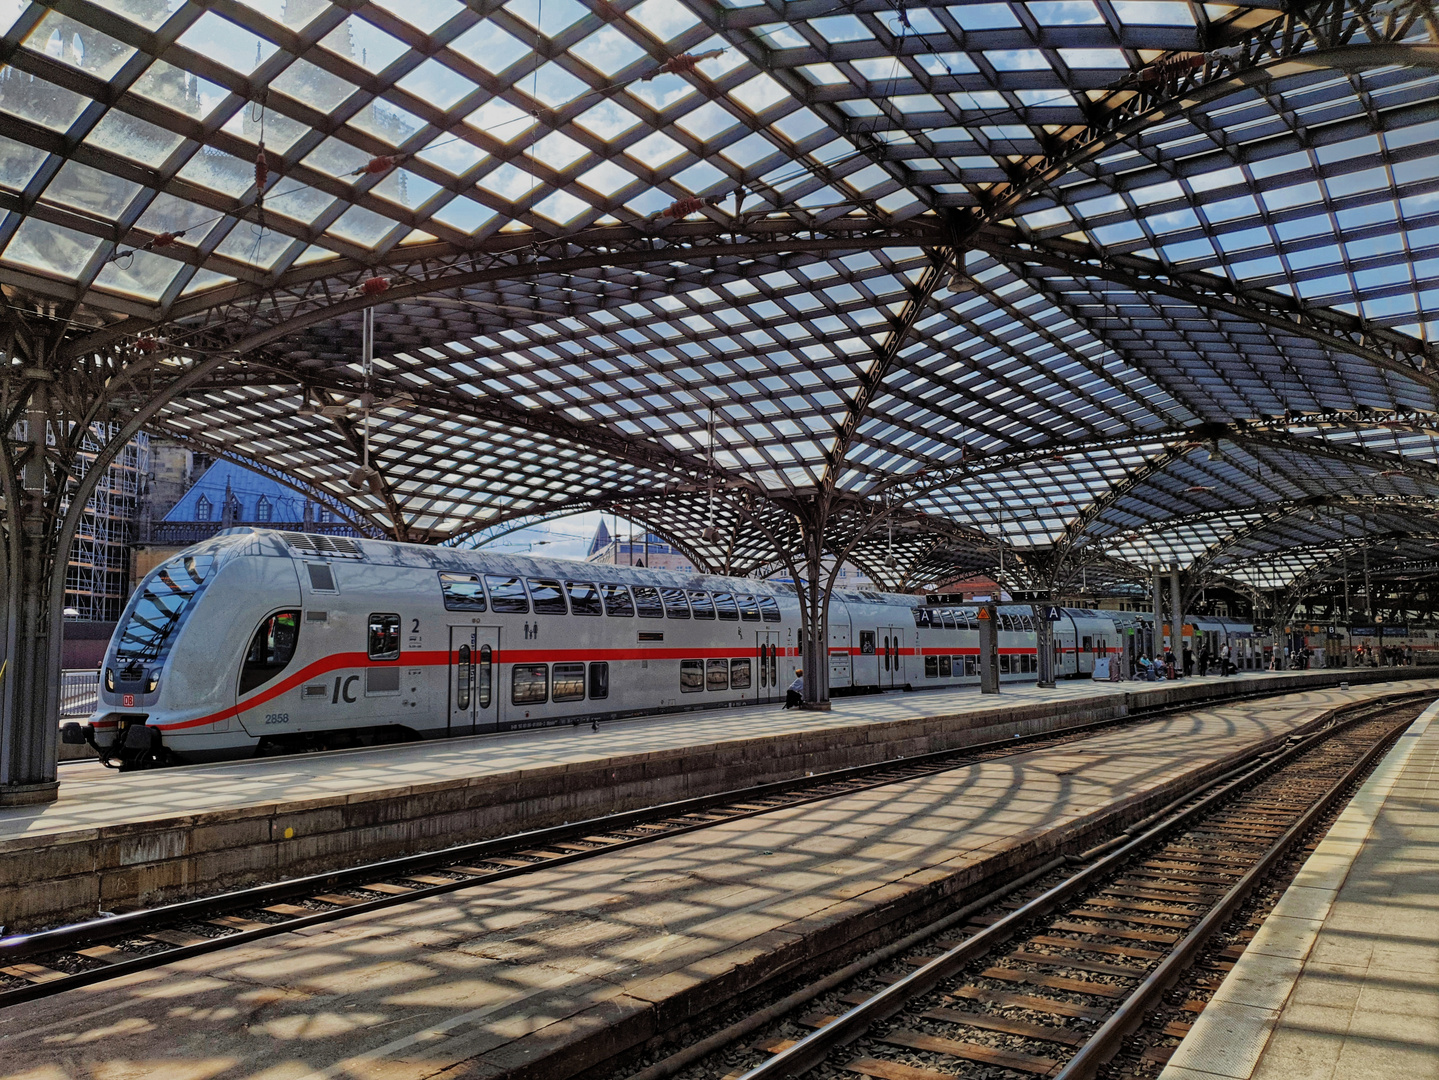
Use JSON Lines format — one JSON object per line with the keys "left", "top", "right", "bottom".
{"left": 104, "top": 667, "right": 115, "bottom": 692}
{"left": 146, "top": 671, "right": 160, "bottom": 693}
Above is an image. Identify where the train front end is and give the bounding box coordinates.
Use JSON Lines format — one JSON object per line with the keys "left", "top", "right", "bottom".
{"left": 65, "top": 531, "right": 285, "bottom": 768}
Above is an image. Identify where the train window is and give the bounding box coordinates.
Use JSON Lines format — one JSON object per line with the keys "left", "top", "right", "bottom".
{"left": 634, "top": 586, "right": 664, "bottom": 618}
{"left": 478, "top": 644, "right": 492, "bottom": 708}
{"left": 965, "top": 656, "right": 977, "bottom": 677}
{"left": 239, "top": 610, "right": 301, "bottom": 695}
{"left": 439, "top": 572, "right": 486, "bottom": 611}
{"left": 713, "top": 592, "right": 739, "bottom": 621}
{"left": 553, "top": 663, "right": 586, "bottom": 702}
{"left": 883, "top": 636, "right": 891, "bottom": 672}
{"left": 759, "top": 596, "right": 781, "bottom": 623}
{"left": 707, "top": 658, "right": 729, "bottom": 691}
{"left": 368, "top": 613, "right": 401, "bottom": 661}
{"left": 588, "top": 662, "right": 609, "bottom": 700}
{"left": 730, "top": 658, "right": 752, "bottom": 689}
{"left": 512, "top": 664, "right": 548, "bottom": 705}
{"left": 939, "top": 655, "right": 952, "bottom": 677}
{"left": 1081, "top": 635, "right": 1093, "bottom": 651}
{"left": 485, "top": 576, "right": 529, "bottom": 614}
{"left": 924, "top": 655, "right": 938, "bottom": 678}
{"left": 688, "top": 591, "right": 716, "bottom": 620}
{"left": 529, "top": 579, "right": 567, "bottom": 614}
{"left": 860, "top": 631, "right": 876, "bottom": 655}
{"left": 565, "top": 581, "right": 602, "bottom": 616}
{"left": 769, "top": 647, "right": 778, "bottom": 686}
{"left": 601, "top": 583, "right": 634, "bottom": 617}
{"left": 941, "top": 610, "right": 956, "bottom": 630}
{"left": 680, "top": 659, "right": 703, "bottom": 692}
{"left": 738, "top": 595, "right": 761, "bottom": 622}
{"left": 999, "top": 655, "right": 1010, "bottom": 674}
{"left": 456, "top": 644, "right": 471, "bottom": 710}
{"left": 306, "top": 563, "right": 336, "bottom": 592}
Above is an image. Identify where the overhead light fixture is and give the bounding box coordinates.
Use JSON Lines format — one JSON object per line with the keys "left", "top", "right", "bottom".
{"left": 348, "top": 464, "right": 383, "bottom": 496}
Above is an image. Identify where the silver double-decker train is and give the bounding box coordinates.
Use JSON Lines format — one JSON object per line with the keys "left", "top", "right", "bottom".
{"left": 72, "top": 529, "right": 1224, "bottom": 768}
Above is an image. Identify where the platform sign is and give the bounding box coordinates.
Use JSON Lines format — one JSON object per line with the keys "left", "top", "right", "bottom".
{"left": 1045, "top": 606, "right": 1062, "bottom": 622}
{"left": 976, "top": 607, "right": 991, "bottom": 620}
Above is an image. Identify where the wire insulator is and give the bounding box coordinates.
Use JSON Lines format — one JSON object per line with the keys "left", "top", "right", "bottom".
{"left": 662, "top": 196, "right": 705, "bottom": 219}
{"left": 645, "top": 49, "right": 725, "bottom": 80}
{"left": 134, "top": 337, "right": 162, "bottom": 353}
{"left": 362, "top": 155, "right": 400, "bottom": 175}
{"left": 255, "top": 147, "right": 270, "bottom": 193}
{"left": 360, "top": 276, "right": 391, "bottom": 296}
{"left": 150, "top": 231, "right": 182, "bottom": 249}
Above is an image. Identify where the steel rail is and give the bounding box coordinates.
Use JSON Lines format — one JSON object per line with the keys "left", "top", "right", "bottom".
{"left": 0, "top": 683, "right": 1315, "bottom": 1005}
{"left": 0, "top": 684, "right": 1417, "bottom": 1013}
{"left": 1053, "top": 712, "right": 1414, "bottom": 1079}
{"left": 6, "top": 672, "right": 1359, "bottom": 962}
{"left": 734, "top": 699, "right": 1412, "bottom": 1079}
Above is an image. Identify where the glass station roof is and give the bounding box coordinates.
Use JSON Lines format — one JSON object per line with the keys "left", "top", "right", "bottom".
{"left": 2, "top": 0, "right": 1437, "bottom": 596}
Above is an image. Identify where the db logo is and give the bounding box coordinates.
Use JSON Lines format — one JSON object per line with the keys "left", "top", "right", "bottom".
{"left": 123, "top": 694, "right": 135, "bottom": 706}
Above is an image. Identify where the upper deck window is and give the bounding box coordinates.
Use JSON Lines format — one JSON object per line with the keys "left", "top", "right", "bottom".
{"left": 529, "top": 579, "right": 568, "bottom": 614}
{"left": 439, "top": 572, "right": 486, "bottom": 611}
{"left": 485, "top": 576, "right": 529, "bottom": 613}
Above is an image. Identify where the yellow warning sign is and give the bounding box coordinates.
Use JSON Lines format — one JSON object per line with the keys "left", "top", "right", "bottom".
{"left": 977, "top": 608, "right": 991, "bottom": 620}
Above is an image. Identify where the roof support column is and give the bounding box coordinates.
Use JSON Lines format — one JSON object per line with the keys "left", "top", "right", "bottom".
{"left": 796, "top": 507, "right": 832, "bottom": 711}
{"left": 1152, "top": 565, "right": 1165, "bottom": 659}
{"left": 1, "top": 328, "right": 237, "bottom": 804}
{"left": 0, "top": 377, "right": 59, "bottom": 804}
{"left": 1171, "top": 567, "right": 1184, "bottom": 673}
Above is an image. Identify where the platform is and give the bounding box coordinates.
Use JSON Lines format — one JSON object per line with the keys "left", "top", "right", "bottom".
{"left": 0, "top": 678, "right": 1431, "bottom": 1080}
{"left": 1161, "top": 698, "right": 1439, "bottom": 1080}
{"left": 0, "top": 668, "right": 1415, "bottom": 932}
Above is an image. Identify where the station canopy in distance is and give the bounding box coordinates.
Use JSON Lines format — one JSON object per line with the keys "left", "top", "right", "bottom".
{"left": 2, "top": 0, "right": 1438, "bottom": 606}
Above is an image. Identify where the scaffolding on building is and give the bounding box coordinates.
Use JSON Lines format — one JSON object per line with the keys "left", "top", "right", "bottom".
{"left": 63, "top": 426, "right": 148, "bottom": 622}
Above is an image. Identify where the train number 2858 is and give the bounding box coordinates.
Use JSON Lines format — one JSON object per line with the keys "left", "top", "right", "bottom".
{"left": 264, "top": 713, "right": 291, "bottom": 725}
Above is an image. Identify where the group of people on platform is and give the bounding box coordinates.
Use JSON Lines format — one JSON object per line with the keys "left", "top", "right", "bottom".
{"left": 1135, "top": 642, "right": 1239, "bottom": 681}
{"left": 1353, "top": 643, "right": 1414, "bottom": 667}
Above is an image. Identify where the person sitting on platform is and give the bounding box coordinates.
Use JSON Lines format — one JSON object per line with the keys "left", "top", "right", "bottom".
{"left": 785, "top": 669, "right": 804, "bottom": 709}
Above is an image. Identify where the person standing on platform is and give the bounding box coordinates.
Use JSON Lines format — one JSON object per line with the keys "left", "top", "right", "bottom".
{"left": 1221, "top": 641, "right": 1232, "bottom": 675}
{"left": 1182, "top": 644, "right": 1194, "bottom": 677}
{"left": 785, "top": 669, "right": 804, "bottom": 709}
{"left": 1199, "top": 646, "right": 1210, "bottom": 677}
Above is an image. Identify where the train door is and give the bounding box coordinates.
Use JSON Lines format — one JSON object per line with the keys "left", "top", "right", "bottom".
{"left": 880, "top": 625, "right": 905, "bottom": 689}
{"left": 449, "top": 626, "right": 499, "bottom": 735}
{"left": 756, "top": 630, "right": 780, "bottom": 704}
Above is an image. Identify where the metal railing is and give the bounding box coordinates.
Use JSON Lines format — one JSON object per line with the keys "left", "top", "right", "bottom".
{"left": 59, "top": 669, "right": 100, "bottom": 718}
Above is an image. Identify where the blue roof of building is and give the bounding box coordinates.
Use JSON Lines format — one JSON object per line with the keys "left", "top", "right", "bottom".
{"left": 163, "top": 460, "right": 316, "bottom": 523}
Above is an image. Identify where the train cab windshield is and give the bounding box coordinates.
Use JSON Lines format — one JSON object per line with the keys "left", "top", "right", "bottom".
{"left": 116, "top": 555, "right": 215, "bottom": 661}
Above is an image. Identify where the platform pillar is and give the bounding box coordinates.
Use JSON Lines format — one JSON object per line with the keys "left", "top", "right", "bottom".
{"left": 1033, "top": 603, "right": 1056, "bottom": 688}
{"left": 1151, "top": 565, "right": 1165, "bottom": 656}
{"left": 1171, "top": 567, "right": 1183, "bottom": 675}
{"left": 978, "top": 601, "right": 999, "bottom": 694}
{"left": 0, "top": 383, "right": 60, "bottom": 806}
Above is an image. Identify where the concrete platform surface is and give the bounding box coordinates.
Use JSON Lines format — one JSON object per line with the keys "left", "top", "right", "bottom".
{"left": 1161, "top": 699, "right": 1439, "bottom": 1080}
{"left": 0, "top": 680, "right": 1430, "bottom": 1080}
{"left": 0, "top": 670, "right": 1390, "bottom": 843}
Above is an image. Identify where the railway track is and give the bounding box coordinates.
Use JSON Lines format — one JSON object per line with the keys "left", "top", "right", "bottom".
{"left": 630, "top": 700, "right": 1423, "bottom": 1080}
{"left": 0, "top": 686, "right": 1299, "bottom": 1006}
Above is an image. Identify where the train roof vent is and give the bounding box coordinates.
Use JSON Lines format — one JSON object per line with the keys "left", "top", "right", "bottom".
{"left": 283, "top": 533, "right": 364, "bottom": 559}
